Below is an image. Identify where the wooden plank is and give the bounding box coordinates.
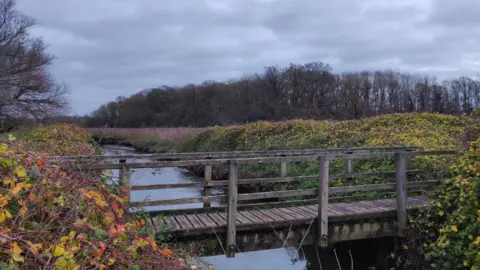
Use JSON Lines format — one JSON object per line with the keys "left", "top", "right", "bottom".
{"left": 328, "top": 204, "right": 351, "bottom": 215}
{"left": 259, "top": 209, "right": 288, "bottom": 221}
{"left": 237, "top": 212, "right": 255, "bottom": 224}
{"left": 49, "top": 146, "right": 423, "bottom": 162}
{"left": 348, "top": 202, "right": 377, "bottom": 213}
{"left": 248, "top": 210, "right": 276, "bottom": 223}
{"left": 131, "top": 182, "right": 203, "bottom": 190}
{"left": 238, "top": 189, "right": 316, "bottom": 201}
{"left": 226, "top": 161, "right": 238, "bottom": 257}
{"left": 343, "top": 202, "right": 371, "bottom": 214}
{"left": 185, "top": 214, "right": 206, "bottom": 229}
{"left": 207, "top": 213, "right": 226, "bottom": 226}
{"left": 333, "top": 203, "right": 360, "bottom": 214}
{"left": 330, "top": 183, "right": 395, "bottom": 194}
{"left": 290, "top": 206, "right": 316, "bottom": 218}
{"left": 196, "top": 214, "right": 217, "bottom": 227}
{"left": 207, "top": 171, "right": 422, "bottom": 187}
{"left": 130, "top": 194, "right": 227, "bottom": 207}
{"left": 408, "top": 150, "right": 457, "bottom": 157}
{"left": 277, "top": 206, "right": 310, "bottom": 219}
{"left": 294, "top": 206, "right": 318, "bottom": 217}
{"left": 318, "top": 156, "right": 329, "bottom": 247}
{"left": 396, "top": 152, "right": 407, "bottom": 236}
{"left": 357, "top": 201, "right": 390, "bottom": 212}
{"left": 65, "top": 149, "right": 454, "bottom": 170}
{"left": 204, "top": 165, "right": 212, "bottom": 208}
{"left": 164, "top": 217, "right": 180, "bottom": 231}
{"left": 174, "top": 215, "right": 194, "bottom": 230}
{"left": 240, "top": 211, "right": 263, "bottom": 224}
{"left": 268, "top": 208, "right": 294, "bottom": 221}
{"left": 235, "top": 212, "right": 251, "bottom": 225}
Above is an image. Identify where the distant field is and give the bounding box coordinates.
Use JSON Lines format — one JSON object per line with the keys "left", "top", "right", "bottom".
{"left": 86, "top": 127, "right": 203, "bottom": 143}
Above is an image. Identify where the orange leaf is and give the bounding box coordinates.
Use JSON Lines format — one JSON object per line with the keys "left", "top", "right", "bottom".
{"left": 95, "top": 200, "right": 107, "bottom": 208}
{"left": 26, "top": 241, "right": 43, "bottom": 255}
{"left": 161, "top": 248, "right": 172, "bottom": 257}
{"left": 11, "top": 184, "right": 22, "bottom": 195}
{"left": 28, "top": 194, "right": 36, "bottom": 201}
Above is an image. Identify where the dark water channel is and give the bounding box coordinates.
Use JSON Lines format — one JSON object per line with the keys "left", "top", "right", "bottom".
{"left": 102, "top": 145, "right": 394, "bottom": 270}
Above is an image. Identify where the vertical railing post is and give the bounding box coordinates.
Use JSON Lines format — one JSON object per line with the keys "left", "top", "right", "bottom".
{"left": 204, "top": 165, "right": 212, "bottom": 208}
{"left": 119, "top": 159, "right": 131, "bottom": 200}
{"left": 345, "top": 151, "right": 353, "bottom": 185}
{"left": 318, "top": 156, "right": 329, "bottom": 247}
{"left": 395, "top": 152, "right": 407, "bottom": 237}
{"left": 279, "top": 161, "right": 288, "bottom": 201}
{"left": 226, "top": 160, "right": 238, "bottom": 258}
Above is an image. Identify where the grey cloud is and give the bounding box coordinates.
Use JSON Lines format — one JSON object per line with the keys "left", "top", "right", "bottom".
{"left": 15, "top": 0, "right": 480, "bottom": 114}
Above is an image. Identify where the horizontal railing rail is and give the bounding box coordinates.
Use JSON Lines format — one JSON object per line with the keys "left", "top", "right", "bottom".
{"left": 47, "top": 146, "right": 424, "bottom": 162}
{"left": 60, "top": 150, "right": 456, "bottom": 171}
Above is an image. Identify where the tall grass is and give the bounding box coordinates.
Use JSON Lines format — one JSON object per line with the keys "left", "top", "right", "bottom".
{"left": 87, "top": 128, "right": 202, "bottom": 143}
{"left": 87, "top": 128, "right": 203, "bottom": 152}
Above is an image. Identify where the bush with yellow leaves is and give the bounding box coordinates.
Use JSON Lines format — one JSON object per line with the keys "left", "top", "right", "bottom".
{"left": 0, "top": 125, "right": 187, "bottom": 269}
{"left": 401, "top": 138, "right": 480, "bottom": 269}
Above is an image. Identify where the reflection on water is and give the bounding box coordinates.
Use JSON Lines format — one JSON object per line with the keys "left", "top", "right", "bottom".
{"left": 101, "top": 145, "right": 393, "bottom": 270}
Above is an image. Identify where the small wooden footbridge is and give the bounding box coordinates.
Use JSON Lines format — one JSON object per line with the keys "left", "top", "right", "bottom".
{"left": 48, "top": 146, "right": 457, "bottom": 257}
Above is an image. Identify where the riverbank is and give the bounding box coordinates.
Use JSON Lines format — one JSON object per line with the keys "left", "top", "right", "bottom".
{"left": 88, "top": 127, "right": 202, "bottom": 153}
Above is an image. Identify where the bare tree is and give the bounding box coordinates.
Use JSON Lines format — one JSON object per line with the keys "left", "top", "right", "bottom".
{"left": 0, "top": 0, "right": 67, "bottom": 123}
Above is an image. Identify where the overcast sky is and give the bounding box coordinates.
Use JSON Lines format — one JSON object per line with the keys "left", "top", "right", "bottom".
{"left": 16, "top": 0, "right": 480, "bottom": 115}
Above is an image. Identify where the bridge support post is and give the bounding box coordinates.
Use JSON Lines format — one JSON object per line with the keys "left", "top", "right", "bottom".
{"left": 395, "top": 152, "right": 407, "bottom": 237}
{"left": 279, "top": 161, "right": 287, "bottom": 201}
{"left": 204, "top": 165, "right": 212, "bottom": 208}
{"left": 119, "top": 159, "right": 131, "bottom": 199}
{"left": 317, "top": 156, "right": 329, "bottom": 247}
{"left": 226, "top": 160, "right": 238, "bottom": 258}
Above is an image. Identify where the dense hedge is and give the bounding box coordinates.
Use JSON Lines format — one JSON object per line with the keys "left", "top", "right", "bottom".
{"left": 183, "top": 113, "right": 472, "bottom": 152}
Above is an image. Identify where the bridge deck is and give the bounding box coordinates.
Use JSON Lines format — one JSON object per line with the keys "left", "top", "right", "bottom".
{"left": 157, "top": 196, "right": 428, "bottom": 236}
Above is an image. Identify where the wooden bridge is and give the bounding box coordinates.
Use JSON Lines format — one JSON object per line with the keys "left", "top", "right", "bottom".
{"left": 48, "top": 147, "right": 457, "bottom": 257}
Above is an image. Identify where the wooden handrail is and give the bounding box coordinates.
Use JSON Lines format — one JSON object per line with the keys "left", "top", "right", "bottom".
{"left": 47, "top": 146, "right": 424, "bottom": 162}
{"left": 62, "top": 150, "right": 456, "bottom": 171}
{"left": 130, "top": 170, "right": 422, "bottom": 190}
{"left": 129, "top": 180, "right": 439, "bottom": 207}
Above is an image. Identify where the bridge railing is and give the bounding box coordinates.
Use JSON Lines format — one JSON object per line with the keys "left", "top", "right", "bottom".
{"left": 49, "top": 147, "right": 458, "bottom": 257}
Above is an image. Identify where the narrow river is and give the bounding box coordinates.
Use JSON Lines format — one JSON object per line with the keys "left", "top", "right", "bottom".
{"left": 103, "top": 145, "right": 394, "bottom": 270}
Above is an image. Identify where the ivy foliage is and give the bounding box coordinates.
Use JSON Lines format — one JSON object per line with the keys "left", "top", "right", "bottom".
{"left": 406, "top": 138, "right": 480, "bottom": 269}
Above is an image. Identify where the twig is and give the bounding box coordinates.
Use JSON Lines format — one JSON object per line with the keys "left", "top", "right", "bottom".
{"left": 282, "top": 223, "right": 293, "bottom": 248}
{"left": 296, "top": 217, "right": 315, "bottom": 255}
{"left": 334, "top": 249, "right": 342, "bottom": 270}
{"left": 211, "top": 227, "right": 226, "bottom": 255}
{"left": 315, "top": 245, "right": 323, "bottom": 270}
{"left": 349, "top": 249, "right": 353, "bottom": 270}
{"left": 269, "top": 222, "right": 292, "bottom": 248}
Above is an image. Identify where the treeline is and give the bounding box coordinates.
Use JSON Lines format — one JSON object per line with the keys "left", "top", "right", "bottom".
{"left": 84, "top": 62, "right": 480, "bottom": 127}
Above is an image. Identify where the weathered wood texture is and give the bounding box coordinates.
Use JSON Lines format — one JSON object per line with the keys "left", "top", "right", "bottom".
{"left": 154, "top": 196, "right": 429, "bottom": 236}
{"left": 60, "top": 150, "right": 456, "bottom": 171}
{"left": 47, "top": 146, "right": 424, "bottom": 162}
{"left": 129, "top": 180, "right": 438, "bottom": 208}
{"left": 396, "top": 152, "right": 408, "bottom": 236}
{"left": 226, "top": 161, "right": 238, "bottom": 257}
{"left": 203, "top": 165, "right": 212, "bottom": 208}
{"left": 318, "top": 157, "right": 329, "bottom": 247}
